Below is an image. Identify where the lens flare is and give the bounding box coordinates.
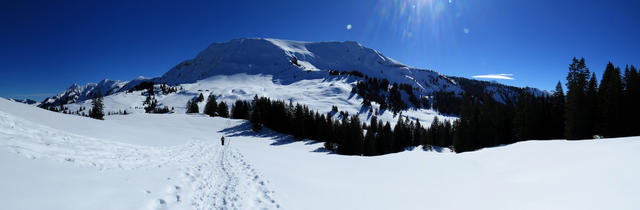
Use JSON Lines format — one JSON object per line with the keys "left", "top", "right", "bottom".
{"left": 369, "top": 0, "right": 467, "bottom": 42}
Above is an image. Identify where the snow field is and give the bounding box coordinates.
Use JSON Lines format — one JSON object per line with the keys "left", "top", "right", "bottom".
{"left": 1, "top": 98, "right": 639, "bottom": 210}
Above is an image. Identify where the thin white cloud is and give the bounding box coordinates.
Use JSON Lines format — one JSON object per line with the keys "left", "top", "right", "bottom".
{"left": 472, "top": 73, "right": 515, "bottom": 80}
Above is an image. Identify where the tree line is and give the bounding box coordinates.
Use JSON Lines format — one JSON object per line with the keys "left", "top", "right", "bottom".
{"left": 451, "top": 58, "right": 640, "bottom": 152}
{"left": 190, "top": 94, "right": 453, "bottom": 155}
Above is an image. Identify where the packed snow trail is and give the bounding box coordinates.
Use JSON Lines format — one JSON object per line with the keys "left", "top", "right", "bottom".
{"left": 0, "top": 110, "right": 280, "bottom": 210}
{"left": 175, "top": 142, "right": 279, "bottom": 210}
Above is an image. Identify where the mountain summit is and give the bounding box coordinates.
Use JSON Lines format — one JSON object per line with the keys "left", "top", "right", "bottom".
{"left": 158, "top": 38, "right": 452, "bottom": 90}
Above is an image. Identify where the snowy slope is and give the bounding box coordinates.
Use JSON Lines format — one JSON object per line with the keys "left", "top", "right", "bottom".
{"left": 2, "top": 98, "right": 639, "bottom": 210}
{"left": 0, "top": 98, "right": 280, "bottom": 210}
{"left": 61, "top": 74, "right": 457, "bottom": 129}
{"left": 40, "top": 38, "right": 541, "bottom": 121}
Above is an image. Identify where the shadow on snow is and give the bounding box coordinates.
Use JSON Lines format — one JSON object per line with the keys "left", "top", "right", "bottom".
{"left": 218, "top": 121, "right": 336, "bottom": 154}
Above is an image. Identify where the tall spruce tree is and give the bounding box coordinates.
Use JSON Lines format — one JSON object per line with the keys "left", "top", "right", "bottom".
{"left": 203, "top": 95, "right": 217, "bottom": 117}
{"left": 551, "top": 81, "right": 566, "bottom": 139}
{"left": 217, "top": 102, "right": 229, "bottom": 118}
{"left": 622, "top": 65, "right": 640, "bottom": 135}
{"left": 565, "top": 57, "right": 591, "bottom": 140}
{"left": 186, "top": 99, "right": 199, "bottom": 114}
{"left": 89, "top": 93, "right": 104, "bottom": 120}
{"left": 598, "top": 63, "right": 623, "bottom": 137}
{"left": 586, "top": 72, "right": 599, "bottom": 137}
{"left": 250, "top": 104, "right": 263, "bottom": 131}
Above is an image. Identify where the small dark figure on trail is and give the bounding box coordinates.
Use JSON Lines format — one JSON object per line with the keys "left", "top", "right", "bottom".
{"left": 221, "top": 136, "right": 225, "bottom": 146}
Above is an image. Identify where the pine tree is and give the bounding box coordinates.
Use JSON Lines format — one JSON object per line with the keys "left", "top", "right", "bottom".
{"left": 565, "top": 57, "right": 591, "bottom": 140}
{"left": 196, "top": 93, "right": 205, "bottom": 102}
{"left": 363, "top": 128, "right": 377, "bottom": 156}
{"left": 429, "top": 116, "right": 441, "bottom": 146}
{"left": 89, "top": 93, "right": 104, "bottom": 120}
{"left": 622, "top": 65, "right": 640, "bottom": 135}
{"left": 293, "top": 104, "right": 305, "bottom": 139}
{"left": 551, "top": 81, "right": 565, "bottom": 139}
{"left": 217, "top": 102, "right": 229, "bottom": 118}
{"left": 381, "top": 122, "right": 394, "bottom": 154}
{"left": 585, "top": 72, "right": 599, "bottom": 137}
{"left": 203, "top": 95, "right": 218, "bottom": 117}
{"left": 250, "top": 104, "right": 263, "bottom": 132}
{"left": 598, "top": 63, "right": 623, "bottom": 137}
{"left": 231, "top": 100, "right": 250, "bottom": 119}
{"left": 186, "top": 99, "right": 199, "bottom": 114}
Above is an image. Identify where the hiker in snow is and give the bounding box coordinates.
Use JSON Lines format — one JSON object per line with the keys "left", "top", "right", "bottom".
{"left": 221, "top": 136, "right": 225, "bottom": 146}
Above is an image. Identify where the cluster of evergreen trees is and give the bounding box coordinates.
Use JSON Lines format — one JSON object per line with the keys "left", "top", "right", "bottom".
{"left": 224, "top": 95, "right": 451, "bottom": 155}
{"left": 451, "top": 58, "right": 640, "bottom": 152}
{"left": 159, "top": 84, "right": 178, "bottom": 94}
{"left": 564, "top": 58, "right": 640, "bottom": 139}
{"left": 431, "top": 91, "right": 461, "bottom": 116}
{"left": 187, "top": 93, "right": 229, "bottom": 117}
{"left": 328, "top": 70, "right": 365, "bottom": 78}
{"left": 201, "top": 94, "right": 229, "bottom": 117}
{"left": 143, "top": 87, "right": 172, "bottom": 114}
{"left": 352, "top": 77, "right": 427, "bottom": 114}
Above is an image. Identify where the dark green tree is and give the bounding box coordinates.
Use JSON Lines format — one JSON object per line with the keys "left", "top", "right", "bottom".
{"left": 196, "top": 93, "right": 205, "bottom": 102}
{"left": 565, "top": 57, "right": 591, "bottom": 140}
{"left": 585, "top": 72, "right": 599, "bottom": 137}
{"left": 203, "top": 95, "right": 217, "bottom": 117}
{"left": 551, "top": 81, "right": 565, "bottom": 139}
{"left": 217, "top": 101, "right": 229, "bottom": 118}
{"left": 89, "top": 93, "right": 104, "bottom": 120}
{"left": 231, "top": 100, "right": 250, "bottom": 119}
{"left": 598, "top": 63, "right": 623, "bottom": 137}
{"left": 186, "top": 99, "right": 199, "bottom": 114}
{"left": 622, "top": 65, "right": 640, "bottom": 135}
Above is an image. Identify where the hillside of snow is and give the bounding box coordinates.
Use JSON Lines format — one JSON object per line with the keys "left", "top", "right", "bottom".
{"left": 61, "top": 73, "right": 457, "bottom": 129}
{"left": 2, "top": 98, "right": 639, "bottom": 210}
{"left": 39, "top": 38, "right": 543, "bottom": 124}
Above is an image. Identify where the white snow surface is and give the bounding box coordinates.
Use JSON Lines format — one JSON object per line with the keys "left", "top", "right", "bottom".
{"left": 63, "top": 73, "right": 457, "bottom": 129}
{"left": 2, "top": 98, "right": 639, "bottom": 210}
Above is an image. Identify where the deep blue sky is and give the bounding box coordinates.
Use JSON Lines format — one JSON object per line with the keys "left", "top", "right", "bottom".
{"left": 1, "top": 0, "right": 639, "bottom": 101}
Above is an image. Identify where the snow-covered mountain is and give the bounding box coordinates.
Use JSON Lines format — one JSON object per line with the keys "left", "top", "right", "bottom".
{"left": 8, "top": 98, "right": 39, "bottom": 105}
{"left": 39, "top": 38, "right": 542, "bottom": 123}
{"left": 40, "top": 79, "right": 128, "bottom": 108}
{"left": 158, "top": 38, "right": 451, "bottom": 89}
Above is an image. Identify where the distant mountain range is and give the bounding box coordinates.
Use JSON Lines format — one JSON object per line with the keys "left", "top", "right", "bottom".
{"left": 9, "top": 98, "right": 39, "bottom": 105}
{"left": 38, "top": 38, "right": 544, "bottom": 121}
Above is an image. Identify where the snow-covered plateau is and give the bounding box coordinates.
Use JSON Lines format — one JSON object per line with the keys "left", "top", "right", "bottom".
{"left": 1, "top": 98, "right": 639, "bottom": 210}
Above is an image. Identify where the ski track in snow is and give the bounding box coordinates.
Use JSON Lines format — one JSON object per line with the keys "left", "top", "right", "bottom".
{"left": 182, "top": 144, "right": 279, "bottom": 210}
{"left": 0, "top": 110, "right": 280, "bottom": 210}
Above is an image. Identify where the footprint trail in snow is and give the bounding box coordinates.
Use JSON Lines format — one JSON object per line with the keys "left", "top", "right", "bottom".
{"left": 0, "top": 110, "right": 280, "bottom": 210}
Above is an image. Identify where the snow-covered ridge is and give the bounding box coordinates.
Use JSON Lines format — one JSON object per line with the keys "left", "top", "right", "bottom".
{"left": 39, "top": 38, "right": 544, "bottom": 115}
{"left": 40, "top": 79, "right": 128, "bottom": 108}
{"left": 159, "top": 38, "right": 425, "bottom": 86}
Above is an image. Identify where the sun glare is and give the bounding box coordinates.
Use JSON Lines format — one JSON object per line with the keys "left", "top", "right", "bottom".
{"left": 372, "top": 0, "right": 461, "bottom": 41}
